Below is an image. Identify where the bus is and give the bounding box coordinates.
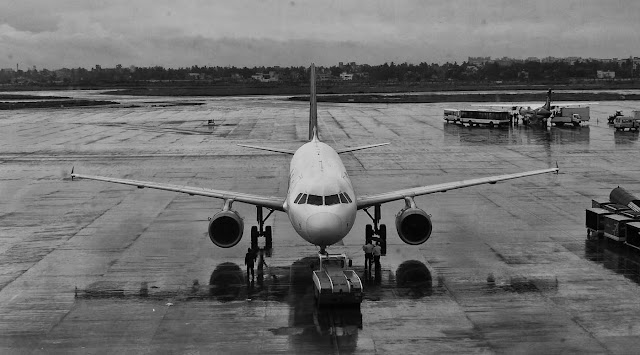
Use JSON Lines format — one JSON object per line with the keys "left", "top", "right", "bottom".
{"left": 443, "top": 109, "right": 511, "bottom": 127}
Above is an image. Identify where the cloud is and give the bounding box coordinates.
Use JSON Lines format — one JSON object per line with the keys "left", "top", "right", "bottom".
{"left": 0, "top": 0, "right": 639, "bottom": 69}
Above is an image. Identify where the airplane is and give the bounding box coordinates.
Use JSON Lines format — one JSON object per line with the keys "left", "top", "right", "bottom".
{"left": 476, "top": 89, "right": 596, "bottom": 125}
{"left": 71, "top": 64, "right": 559, "bottom": 255}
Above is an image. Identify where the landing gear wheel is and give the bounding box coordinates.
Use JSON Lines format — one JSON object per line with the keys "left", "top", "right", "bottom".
{"left": 379, "top": 224, "right": 387, "bottom": 256}
{"left": 573, "top": 122, "right": 580, "bottom": 127}
{"left": 265, "top": 226, "right": 273, "bottom": 250}
{"left": 251, "top": 226, "right": 258, "bottom": 250}
{"left": 365, "top": 224, "right": 373, "bottom": 243}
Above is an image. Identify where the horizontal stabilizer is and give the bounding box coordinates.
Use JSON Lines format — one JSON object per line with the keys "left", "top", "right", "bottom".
{"left": 336, "top": 143, "right": 390, "bottom": 154}
{"left": 237, "top": 144, "right": 296, "bottom": 155}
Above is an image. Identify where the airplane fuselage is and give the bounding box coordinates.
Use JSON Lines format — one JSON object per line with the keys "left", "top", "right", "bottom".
{"left": 284, "top": 139, "right": 357, "bottom": 247}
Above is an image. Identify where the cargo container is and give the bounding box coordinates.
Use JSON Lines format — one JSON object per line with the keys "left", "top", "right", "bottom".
{"left": 602, "top": 214, "right": 634, "bottom": 242}
{"left": 625, "top": 222, "right": 640, "bottom": 251}
{"left": 586, "top": 208, "right": 614, "bottom": 238}
{"left": 620, "top": 210, "right": 640, "bottom": 220}
{"left": 591, "top": 199, "right": 609, "bottom": 208}
{"left": 601, "top": 203, "right": 631, "bottom": 214}
{"left": 610, "top": 187, "right": 640, "bottom": 212}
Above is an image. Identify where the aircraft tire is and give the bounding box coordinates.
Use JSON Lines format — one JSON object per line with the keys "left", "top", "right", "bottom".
{"left": 379, "top": 224, "right": 387, "bottom": 256}
{"left": 365, "top": 224, "right": 373, "bottom": 243}
{"left": 251, "top": 226, "right": 258, "bottom": 250}
{"left": 265, "top": 226, "right": 273, "bottom": 249}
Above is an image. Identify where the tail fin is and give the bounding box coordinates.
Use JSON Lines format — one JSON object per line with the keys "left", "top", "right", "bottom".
{"left": 543, "top": 89, "right": 552, "bottom": 110}
{"left": 309, "top": 63, "right": 318, "bottom": 141}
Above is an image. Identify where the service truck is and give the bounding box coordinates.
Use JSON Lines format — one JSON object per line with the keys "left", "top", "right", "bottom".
{"left": 312, "top": 253, "right": 363, "bottom": 306}
{"left": 613, "top": 111, "right": 640, "bottom": 131}
{"left": 551, "top": 107, "right": 590, "bottom": 127}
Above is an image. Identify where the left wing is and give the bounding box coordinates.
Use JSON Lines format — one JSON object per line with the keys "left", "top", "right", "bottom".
{"left": 71, "top": 170, "right": 286, "bottom": 211}
{"left": 357, "top": 167, "right": 558, "bottom": 210}
{"left": 237, "top": 144, "right": 295, "bottom": 155}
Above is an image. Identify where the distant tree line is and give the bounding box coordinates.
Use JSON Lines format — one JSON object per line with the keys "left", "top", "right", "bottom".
{"left": 0, "top": 59, "right": 636, "bottom": 86}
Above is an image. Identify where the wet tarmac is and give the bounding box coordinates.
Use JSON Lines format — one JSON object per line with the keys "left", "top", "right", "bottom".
{"left": 1, "top": 93, "right": 640, "bottom": 353}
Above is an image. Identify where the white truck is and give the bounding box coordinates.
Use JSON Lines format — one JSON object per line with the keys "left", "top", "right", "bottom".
{"left": 613, "top": 110, "right": 640, "bottom": 131}
{"left": 551, "top": 107, "right": 590, "bottom": 127}
{"left": 312, "top": 253, "right": 363, "bottom": 306}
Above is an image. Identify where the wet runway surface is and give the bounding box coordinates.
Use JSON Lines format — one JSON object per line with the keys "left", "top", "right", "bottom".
{"left": 1, "top": 93, "right": 640, "bottom": 353}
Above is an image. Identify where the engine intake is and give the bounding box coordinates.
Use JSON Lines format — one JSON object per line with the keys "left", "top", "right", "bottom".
{"left": 395, "top": 207, "right": 432, "bottom": 245}
{"left": 208, "top": 210, "right": 244, "bottom": 248}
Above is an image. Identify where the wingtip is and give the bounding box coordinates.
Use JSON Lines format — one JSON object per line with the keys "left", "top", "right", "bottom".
{"left": 71, "top": 166, "right": 74, "bottom": 180}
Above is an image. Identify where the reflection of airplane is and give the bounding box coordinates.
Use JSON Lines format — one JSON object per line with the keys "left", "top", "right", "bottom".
{"left": 71, "top": 64, "right": 558, "bottom": 254}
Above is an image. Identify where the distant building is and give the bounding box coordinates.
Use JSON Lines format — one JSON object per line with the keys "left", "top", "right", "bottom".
{"left": 187, "top": 73, "right": 206, "bottom": 80}
{"left": 597, "top": 70, "right": 615, "bottom": 79}
{"left": 494, "top": 57, "right": 514, "bottom": 66}
{"left": 468, "top": 56, "right": 490, "bottom": 66}
{"left": 339, "top": 72, "right": 353, "bottom": 80}
{"left": 251, "top": 71, "right": 279, "bottom": 82}
{"left": 317, "top": 73, "right": 332, "bottom": 81}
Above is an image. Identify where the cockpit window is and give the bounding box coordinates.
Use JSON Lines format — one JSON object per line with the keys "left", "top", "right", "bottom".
{"left": 325, "top": 194, "right": 340, "bottom": 205}
{"left": 339, "top": 194, "right": 348, "bottom": 203}
{"left": 294, "top": 193, "right": 303, "bottom": 204}
{"left": 342, "top": 192, "right": 353, "bottom": 203}
{"left": 298, "top": 194, "right": 307, "bottom": 204}
{"left": 307, "top": 194, "right": 323, "bottom": 206}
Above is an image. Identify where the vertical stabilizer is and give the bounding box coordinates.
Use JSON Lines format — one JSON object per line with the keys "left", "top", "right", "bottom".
{"left": 543, "top": 89, "right": 552, "bottom": 110}
{"left": 309, "top": 63, "right": 318, "bottom": 141}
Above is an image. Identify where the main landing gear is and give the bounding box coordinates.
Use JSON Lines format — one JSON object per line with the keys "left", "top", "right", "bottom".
{"left": 363, "top": 205, "right": 387, "bottom": 256}
{"left": 251, "top": 206, "right": 274, "bottom": 252}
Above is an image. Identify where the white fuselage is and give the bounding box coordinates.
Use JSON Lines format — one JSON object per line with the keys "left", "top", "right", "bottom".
{"left": 284, "top": 139, "right": 357, "bottom": 247}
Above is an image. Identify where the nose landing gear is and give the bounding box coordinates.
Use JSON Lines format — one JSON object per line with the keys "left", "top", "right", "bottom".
{"left": 364, "top": 205, "right": 387, "bottom": 256}
{"left": 251, "top": 206, "right": 274, "bottom": 253}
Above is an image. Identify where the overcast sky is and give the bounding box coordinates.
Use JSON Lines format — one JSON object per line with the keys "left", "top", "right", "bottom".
{"left": 1, "top": 0, "right": 639, "bottom": 70}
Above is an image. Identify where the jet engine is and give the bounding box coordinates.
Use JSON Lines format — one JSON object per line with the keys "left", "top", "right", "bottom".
{"left": 395, "top": 206, "right": 432, "bottom": 245}
{"left": 208, "top": 210, "right": 244, "bottom": 248}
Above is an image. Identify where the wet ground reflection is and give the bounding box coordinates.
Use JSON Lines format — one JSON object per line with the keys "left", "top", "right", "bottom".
{"left": 614, "top": 130, "right": 639, "bottom": 145}
{"left": 76, "top": 256, "right": 432, "bottom": 352}
{"left": 585, "top": 238, "right": 640, "bottom": 284}
{"left": 443, "top": 122, "right": 591, "bottom": 146}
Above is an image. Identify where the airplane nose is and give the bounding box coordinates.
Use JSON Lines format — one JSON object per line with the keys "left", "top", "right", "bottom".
{"left": 305, "top": 212, "right": 344, "bottom": 242}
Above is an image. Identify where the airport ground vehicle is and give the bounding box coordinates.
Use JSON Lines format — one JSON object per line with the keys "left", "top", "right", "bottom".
{"left": 551, "top": 107, "right": 590, "bottom": 127}
{"left": 613, "top": 114, "right": 640, "bottom": 131}
{"left": 587, "top": 187, "right": 640, "bottom": 248}
{"left": 443, "top": 109, "right": 510, "bottom": 127}
{"left": 607, "top": 110, "right": 624, "bottom": 124}
{"left": 312, "top": 253, "right": 363, "bottom": 306}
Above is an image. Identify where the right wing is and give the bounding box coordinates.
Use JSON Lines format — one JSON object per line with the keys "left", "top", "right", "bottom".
{"left": 71, "top": 170, "right": 286, "bottom": 211}
{"left": 336, "top": 143, "right": 390, "bottom": 154}
{"left": 357, "top": 167, "right": 558, "bottom": 210}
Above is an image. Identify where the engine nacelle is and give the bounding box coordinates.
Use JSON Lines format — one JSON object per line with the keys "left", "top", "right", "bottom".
{"left": 208, "top": 210, "right": 244, "bottom": 248}
{"left": 395, "top": 207, "right": 432, "bottom": 245}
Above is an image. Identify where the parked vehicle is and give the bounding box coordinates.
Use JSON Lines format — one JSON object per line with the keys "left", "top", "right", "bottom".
{"left": 607, "top": 110, "right": 624, "bottom": 124}
{"left": 613, "top": 116, "right": 640, "bottom": 131}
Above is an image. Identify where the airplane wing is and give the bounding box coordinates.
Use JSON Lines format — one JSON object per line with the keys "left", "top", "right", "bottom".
{"left": 237, "top": 144, "right": 296, "bottom": 155}
{"left": 336, "top": 143, "right": 390, "bottom": 154}
{"left": 356, "top": 167, "right": 558, "bottom": 210}
{"left": 71, "top": 170, "right": 286, "bottom": 211}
